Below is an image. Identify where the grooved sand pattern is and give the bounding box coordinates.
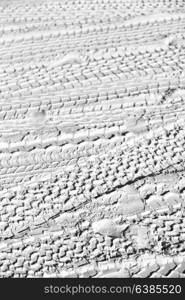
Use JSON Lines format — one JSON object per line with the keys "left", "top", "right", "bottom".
{"left": 0, "top": 0, "right": 185, "bottom": 278}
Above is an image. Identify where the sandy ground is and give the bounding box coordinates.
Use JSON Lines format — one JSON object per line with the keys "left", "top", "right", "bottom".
{"left": 0, "top": 0, "right": 185, "bottom": 278}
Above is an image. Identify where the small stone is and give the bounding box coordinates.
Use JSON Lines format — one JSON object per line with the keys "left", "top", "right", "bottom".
{"left": 119, "top": 268, "right": 131, "bottom": 278}
{"left": 140, "top": 184, "right": 155, "bottom": 198}
{"left": 81, "top": 221, "right": 90, "bottom": 230}
{"left": 92, "top": 219, "right": 122, "bottom": 238}
{"left": 135, "top": 226, "right": 150, "bottom": 250}
{"left": 118, "top": 200, "right": 144, "bottom": 215}
{"left": 147, "top": 195, "right": 163, "bottom": 209}
{"left": 163, "top": 192, "right": 181, "bottom": 205}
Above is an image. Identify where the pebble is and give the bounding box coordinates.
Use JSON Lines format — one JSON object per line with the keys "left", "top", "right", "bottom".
{"left": 92, "top": 219, "right": 122, "bottom": 237}
{"left": 140, "top": 183, "right": 155, "bottom": 198}
{"left": 163, "top": 192, "right": 181, "bottom": 205}
{"left": 147, "top": 195, "right": 163, "bottom": 209}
